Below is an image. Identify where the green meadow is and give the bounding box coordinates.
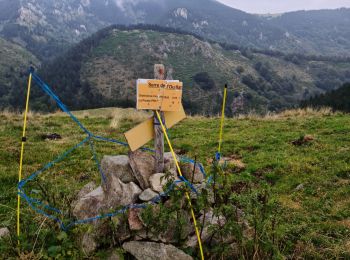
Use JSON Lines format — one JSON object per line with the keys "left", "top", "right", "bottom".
{"left": 0, "top": 108, "right": 349, "bottom": 259}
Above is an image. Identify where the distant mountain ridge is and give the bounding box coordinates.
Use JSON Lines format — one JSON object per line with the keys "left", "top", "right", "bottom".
{"left": 266, "top": 8, "right": 350, "bottom": 55}
{"left": 1, "top": 1, "right": 350, "bottom": 113}
{"left": 0, "top": 0, "right": 350, "bottom": 59}
{"left": 26, "top": 25, "right": 350, "bottom": 114}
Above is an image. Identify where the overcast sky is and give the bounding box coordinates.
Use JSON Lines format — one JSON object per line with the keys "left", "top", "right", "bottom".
{"left": 217, "top": 0, "right": 350, "bottom": 14}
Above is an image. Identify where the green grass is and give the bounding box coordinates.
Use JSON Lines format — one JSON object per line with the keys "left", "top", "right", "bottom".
{"left": 0, "top": 108, "right": 350, "bottom": 258}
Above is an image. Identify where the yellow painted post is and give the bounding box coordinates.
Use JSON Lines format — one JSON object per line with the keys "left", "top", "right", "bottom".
{"left": 17, "top": 72, "right": 33, "bottom": 245}
{"left": 155, "top": 111, "right": 205, "bottom": 260}
{"left": 217, "top": 84, "right": 228, "bottom": 158}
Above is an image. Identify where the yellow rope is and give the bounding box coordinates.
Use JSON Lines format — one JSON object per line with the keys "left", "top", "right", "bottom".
{"left": 17, "top": 73, "right": 32, "bottom": 245}
{"left": 218, "top": 84, "right": 228, "bottom": 155}
{"left": 155, "top": 111, "right": 205, "bottom": 260}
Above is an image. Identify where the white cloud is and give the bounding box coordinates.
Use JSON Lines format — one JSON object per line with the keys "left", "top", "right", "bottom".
{"left": 112, "top": 0, "right": 158, "bottom": 11}
{"left": 112, "top": 0, "right": 155, "bottom": 20}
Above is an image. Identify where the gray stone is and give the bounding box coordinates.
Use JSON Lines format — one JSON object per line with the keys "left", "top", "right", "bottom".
{"left": 129, "top": 151, "right": 155, "bottom": 189}
{"left": 190, "top": 183, "right": 215, "bottom": 204}
{"left": 73, "top": 186, "right": 106, "bottom": 220}
{"left": 0, "top": 227, "right": 10, "bottom": 239}
{"left": 105, "top": 179, "right": 142, "bottom": 208}
{"left": 101, "top": 155, "right": 136, "bottom": 188}
{"left": 81, "top": 233, "right": 97, "bottom": 255}
{"left": 139, "top": 188, "right": 158, "bottom": 201}
{"left": 77, "top": 182, "right": 96, "bottom": 200}
{"left": 71, "top": 182, "right": 97, "bottom": 209}
{"left": 164, "top": 152, "right": 177, "bottom": 173}
{"left": 149, "top": 173, "right": 167, "bottom": 193}
{"left": 108, "top": 251, "right": 122, "bottom": 260}
{"left": 180, "top": 162, "right": 204, "bottom": 184}
{"left": 185, "top": 209, "right": 226, "bottom": 248}
{"left": 123, "top": 241, "right": 193, "bottom": 260}
{"left": 295, "top": 184, "right": 304, "bottom": 191}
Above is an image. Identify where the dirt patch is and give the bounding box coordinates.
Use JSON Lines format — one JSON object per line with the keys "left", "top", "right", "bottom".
{"left": 41, "top": 133, "right": 62, "bottom": 140}
{"left": 231, "top": 181, "right": 249, "bottom": 194}
{"left": 339, "top": 219, "right": 350, "bottom": 228}
{"left": 279, "top": 196, "right": 302, "bottom": 210}
{"left": 345, "top": 240, "right": 350, "bottom": 253}
{"left": 251, "top": 166, "right": 279, "bottom": 185}
{"left": 207, "top": 154, "right": 244, "bottom": 172}
{"left": 252, "top": 166, "right": 274, "bottom": 179}
{"left": 244, "top": 146, "right": 258, "bottom": 152}
{"left": 291, "top": 135, "right": 314, "bottom": 146}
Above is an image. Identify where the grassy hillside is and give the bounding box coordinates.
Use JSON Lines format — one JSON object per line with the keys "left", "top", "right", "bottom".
{"left": 0, "top": 108, "right": 349, "bottom": 258}
{"left": 0, "top": 37, "right": 39, "bottom": 109}
{"left": 37, "top": 26, "right": 350, "bottom": 115}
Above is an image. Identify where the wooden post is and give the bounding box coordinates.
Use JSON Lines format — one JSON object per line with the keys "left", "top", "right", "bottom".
{"left": 154, "top": 64, "right": 165, "bottom": 173}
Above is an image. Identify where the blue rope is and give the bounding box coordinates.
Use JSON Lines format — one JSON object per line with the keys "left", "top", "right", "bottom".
{"left": 18, "top": 136, "right": 91, "bottom": 189}
{"left": 215, "top": 152, "right": 221, "bottom": 161}
{"left": 179, "top": 176, "right": 198, "bottom": 194}
{"left": 89, "top": 138, "right": 107, "bottom": 183}
{"left": 31, "top": 73, "right": 90, "bottom": 135}
{"left": 19, "top": 71, "right": 208, "bottom": 231}
{"left": 18, "top": 194, "right": 62, "bottom": 215}
{"left": 92, "top": 135, "right": 129, "bottom": 147}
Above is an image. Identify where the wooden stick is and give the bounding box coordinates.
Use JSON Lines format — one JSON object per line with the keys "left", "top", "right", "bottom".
{"left": 154, "top": 64, "right": 165, "bottom": 173}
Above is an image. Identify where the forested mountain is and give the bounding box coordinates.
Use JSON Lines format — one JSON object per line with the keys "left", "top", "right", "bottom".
{"left": 25, "top": 26, "right": 350, "bottom": 115}
{"left": 301, "top": 83, "right": 350, "bottom": 112}
{"left": 0, "top": 36, "right": 39, "bottom": 109}
{"left": 0, "top": 0, "right": 350, "bottom": 60}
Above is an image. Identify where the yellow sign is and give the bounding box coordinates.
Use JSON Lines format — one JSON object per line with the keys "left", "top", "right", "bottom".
{"left": 124, "top": 106, "right": 186, "bottom": 151}
{"left": 137, "top": 79, "right": 183, "bottom": 112}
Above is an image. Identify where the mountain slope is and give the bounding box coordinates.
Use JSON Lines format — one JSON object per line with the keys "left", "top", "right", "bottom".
{"left": 0, "top": 36, "right": 39, "bottom": 109}
{"left": 0, "top": 0, "right": 108, "bottom": 58}
{"left": 265, "top": 8, "right": 350, "bottom": 55}
{"left": 34, "top": 26, "right": 350, "bottom": 114}
{"left": 1, "top": 0, "right": 350, "bottom": 59}
{"left": 1, "top": 0, "right": 283, "bottom": 58}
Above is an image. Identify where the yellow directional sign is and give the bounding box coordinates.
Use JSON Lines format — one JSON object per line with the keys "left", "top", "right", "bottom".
{"left": 137, "top": 79, "right": 183, "bottom": 112}
{"left": 124, "top": 106, "right": 186, "bottom": 151}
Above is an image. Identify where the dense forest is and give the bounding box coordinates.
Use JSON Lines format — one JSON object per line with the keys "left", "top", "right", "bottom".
{"left": 301, "top": 83, "right": 350, "bottom": 112}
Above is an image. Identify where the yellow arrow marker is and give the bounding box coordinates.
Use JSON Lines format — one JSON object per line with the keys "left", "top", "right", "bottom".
{"left": 125, "top": 106, "right": 186, "bottom": 151}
